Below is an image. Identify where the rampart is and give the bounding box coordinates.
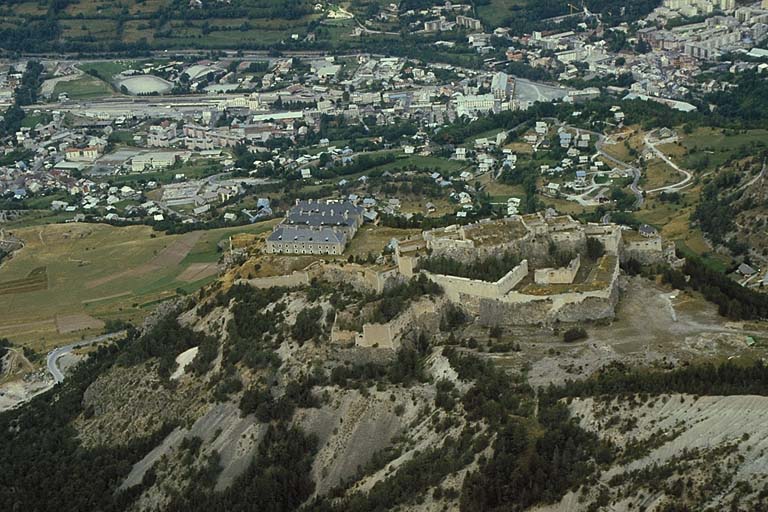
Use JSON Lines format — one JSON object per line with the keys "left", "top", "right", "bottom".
{"left": 421, "top": 260, "right": 529, "bottom": 302}
{"left": 584, "top": 223, "right": 622, "bottom": 255}
{"left": 535, "top": 254, "right": 581, "bottom": 285}
{"left": 622, "top": 235, "right": 664, "bottom": 264}
{"left": 239, "top": 271, "right": 309, "bottom": 289}
{"left": 477, "top": 255, "right": 621, "bottom": 326}
{"left": 308, "top": 262, "right": 400, "bottom": 294}
{"left": 356, "top": 297, "right": 443, "bottom": 349}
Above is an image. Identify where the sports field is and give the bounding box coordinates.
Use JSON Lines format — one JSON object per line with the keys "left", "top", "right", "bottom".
{"left": 52, "top": 76, "right": 114, "bottom": 100}
{"left": 0, "top": 220, "right": 276, "bottom": 349}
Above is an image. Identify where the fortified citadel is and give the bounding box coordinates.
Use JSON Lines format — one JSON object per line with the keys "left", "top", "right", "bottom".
{"left": 242, "top": 212, "right": 677, "bottom": 349}
{"left": 392, "top": 213, "right": 677, "bottom": 336}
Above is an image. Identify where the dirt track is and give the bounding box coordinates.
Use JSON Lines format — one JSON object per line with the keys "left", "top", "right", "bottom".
{"left": 176, "top": 262, "right": 219, "bottom": 283}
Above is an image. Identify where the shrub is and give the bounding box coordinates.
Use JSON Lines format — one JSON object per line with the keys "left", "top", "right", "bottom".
{"left": 586, "top": 238, "right": 605, "bottom": 260}
{"left": 563, "top": 327, "right": 588, "bottom": 343}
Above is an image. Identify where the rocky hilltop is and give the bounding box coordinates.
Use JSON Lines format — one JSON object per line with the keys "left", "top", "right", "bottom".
{"left": 3, "top": 257, "right": 768, "bottom": 511}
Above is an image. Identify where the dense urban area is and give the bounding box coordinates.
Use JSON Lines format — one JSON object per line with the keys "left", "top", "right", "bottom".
{"left": 3, "top": 0, "right": 768, "bottom": 511}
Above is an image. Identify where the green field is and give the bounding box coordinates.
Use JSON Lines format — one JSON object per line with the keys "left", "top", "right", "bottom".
{"left": 7, "top": 0, "right": 319, "bottom": 51}
{"left": 0, "top": 220, "right": 275, "bottom": 349}
{"left": 367, "top": 155, "right": 469, "bottom": 175}
{"left": 20, "top": 113, "right": 52, "bottom": 128}
{"left": 52, "top": 76, "right": 114, "bottom": 99}
{"left": 110, "top": 158, "right": 226, "bottom": 185}
{"left": 673, "top": 127, "right": 768, "bottom": 171}
{"left": 476, "top": 0, "right": 529, "bottom": 25}
{"left": 78, "top": 60, "right": 155, "bottom": 81}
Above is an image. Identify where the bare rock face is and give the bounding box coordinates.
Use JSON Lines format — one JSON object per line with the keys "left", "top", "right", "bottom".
{"left": 533, "top": 394, "right": 768, "bottom": 511}
{"left": 296, "top": 385, "right": 432, "bottom": 496}
{"left": 77, "top": 362, "right": 208, "bottom": 448}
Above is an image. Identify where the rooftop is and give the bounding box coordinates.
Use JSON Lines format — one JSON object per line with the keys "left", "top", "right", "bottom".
{"left": 268, "top": 225, "right": 346, "bottom": 245}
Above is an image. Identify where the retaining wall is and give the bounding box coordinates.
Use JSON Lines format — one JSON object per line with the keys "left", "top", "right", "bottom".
{"left": 357, "top": 298, "right": 443, "bottom": 349}
{"left": 475, "top": 256, "right": 620, "bottom": 326}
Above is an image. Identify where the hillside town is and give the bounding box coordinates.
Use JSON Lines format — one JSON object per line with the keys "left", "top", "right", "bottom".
{"left": 6, "top": 1, "right": 768, "bottom": 512}
{"left": 0, "top": 1, "right": 766, "bottom": 229}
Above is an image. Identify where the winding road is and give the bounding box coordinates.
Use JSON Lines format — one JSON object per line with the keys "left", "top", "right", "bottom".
{"left": 563, "top": 125, "right": 644, "bottom": 208}
{"left": 643, "top": 129, "right": 694, "bottom": 194}
{"left": 737, "top": 159, "right": 767, "bottom": 192}
{"left": 46, "top": 331, "right": 125, "bottom": 383}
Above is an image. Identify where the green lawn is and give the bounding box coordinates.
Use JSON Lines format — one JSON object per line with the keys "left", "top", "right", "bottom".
{"left": 476, "top": 0, "right": 529, "bottom": 26}
{"left": 21, "top": 113, "right": 51, "bottom": 128}
{"left": 110, "top": 159, "right": 227, "bottom": 185}
{"left": 181, "top": 220, "right": 278, "bottom": 265}
{"left": 676, "top": 240, "right": 729, "bottom": 273}
{"left": 367, "top": 155, "right": 469, "bottom": 175}
{"left": 52, "top": 76, "right": 114, "bottom": 99}
{"left": 78, "top": 60, "right": 153, "bottom": 81}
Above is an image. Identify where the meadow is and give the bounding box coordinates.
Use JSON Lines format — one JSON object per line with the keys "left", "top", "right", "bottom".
{"left": 672, "top": 127, "right": 768, "bottom": 171}
{"left": 52, "top": 76, "right": 114, "bottom": 100}
{"left": 0, "top": 220, "right": 275, "bottom": 349}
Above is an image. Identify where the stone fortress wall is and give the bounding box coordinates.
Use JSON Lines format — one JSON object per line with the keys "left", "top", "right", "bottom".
{"left": 238, "top": 271, "right": 310, "bottom": 289}
{"left": 476, "top": 255, "right": 621, "bottom": 326}
{"left": 356, "top": 298, "right": 443, "bottom": 349}
{"left": 422, "top": 260, "right": 529, "bottom": 302}
{"left": 534, "top": 254, "right": 581, "bottom": 285}
{"left": 403, "top": 213, "right": 667, "bottom": 327}
{"left": 307, "top": 261, "right": 401, "bottom": 294}
{"left": 623, "top": 236, "right": 664, "bottom": 264}
{"left": 242, "top": 212, "right": 674, "bottom": 348}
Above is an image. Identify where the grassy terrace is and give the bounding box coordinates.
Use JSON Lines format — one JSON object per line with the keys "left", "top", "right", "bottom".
{"left": 621, "top": 229, "right": 650, "bottom": 242}
{"left": 672, "top": 127, "right": 768, "bottom": 171}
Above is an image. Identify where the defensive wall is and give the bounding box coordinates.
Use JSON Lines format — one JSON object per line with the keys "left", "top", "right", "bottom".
{"left": 535, "top": 254, "right": 581, "bottom": 285}
{"left": 308, "top": 262, "right": 400, "bottom": 294}
{"left": 421, "top": 260, "right": 529, "bottom": 302}
{"left": 584, "top": 223, "right": 622, "bottom": 255}
{"left": 622, "top": 235, "right": 665, "bottom": 265}
{"left": 476, "top": 254, "right": 621, "bottom": 326}
{"left": 356, "top": 297, "right": 444, "bottom": 349}
{"left": 237, "top": 215, "right": 667, "bottom": 348}
{"left": 238, "top": 271, "right": 310, "bottom": 289}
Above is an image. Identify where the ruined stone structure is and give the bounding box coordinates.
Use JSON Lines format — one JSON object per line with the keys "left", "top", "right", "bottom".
{"left": 308, "top": 261, "right": 401, "bottom": 294}
{"left": 535, "top": 254, "right": 581, "bottom": 285}
{"left": 476, "top": 255, "right": 621, "bottom": 326}
{"left": 621, "top": 231, "right": 665, "bottom": 264}
{"left": 237, "top": 271, "right": 310, "bottom": 289}
{"left": 244, "top": 213, "right": 675, "bottom": 349}
{"left": 356, "top": 298, "right": 444, "bottom": 349}
{"left": 397, "top": 214, "right": 666, "bottom": 327}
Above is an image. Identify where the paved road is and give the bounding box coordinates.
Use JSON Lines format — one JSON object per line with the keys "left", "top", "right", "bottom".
{"left": 567, "top": 125, "right": 644, "bottom": 208}
{"left": 644, "top": 129, "right": 693, "bottom": 194}
{"left": 46, "top": 331, "right": 125, "bottom": 383}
